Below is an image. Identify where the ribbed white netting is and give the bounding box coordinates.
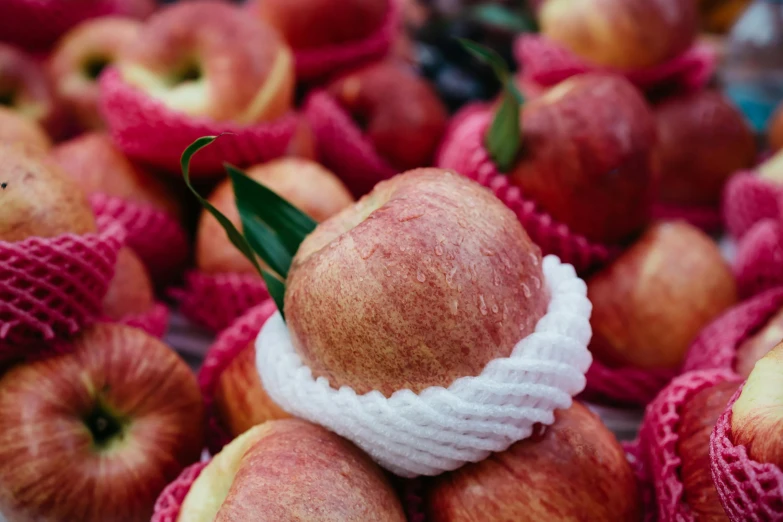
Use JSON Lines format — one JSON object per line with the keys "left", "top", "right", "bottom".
{"left": 256, "top": 255, "right": 593, "bottom": 477}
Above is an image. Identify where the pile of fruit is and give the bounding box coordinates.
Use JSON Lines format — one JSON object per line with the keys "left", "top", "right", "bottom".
{"left": 0, "top": 0, "right": 781, "bottom": 521}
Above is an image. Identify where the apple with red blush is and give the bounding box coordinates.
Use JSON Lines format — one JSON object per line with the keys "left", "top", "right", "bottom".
{"left": 0, "top": 43, "right": 59, "bottom": 136}
{"left": 102, "top": 247, "right": 156, "bottom": 322}
{"left": 0, "top": 106, "right": 50, "bottom": 151}
{"left": 734, "top": 306, "right": 783, "bottom": 378}
{"left": 768, "top": 101, "right": 783, "bottom": 153}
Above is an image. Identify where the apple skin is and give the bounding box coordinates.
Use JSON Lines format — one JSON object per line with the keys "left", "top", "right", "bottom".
{"left": 102, "top": 247, "right": 155, "bottom": 321}
{"left": 326, "top": 61, "right": 448, "bottom": 173}
{"left": 677, "top": 380, "right": 738, "bottom": 522}
{"left": 424, "top": 402, "right": 640, "bottom": 521}
{"left": 196, "top": 157, "right": 353, "bottom": 274}
{"left": 0, "top": 106, "right": 51, "bottom": 151}
{"left": 587, "top": 221, "right": 737, "bottom": 369}
{"left": 116, "top": 1, "right": 295, "bottom": 124}
{"left": 0, "top": 142, "right": 96, "bottom": 242}
{"left": 655, "top": 91, "right": 756, "bottom": 207}
{"left": 539, "top": 0, "right": 698, "bottom": 70}
{"left": 510, "top": 73, "right": 657, "bottom": 245}
{"left": 50, "top": 132, "right": 182, "bottom": 219}
{"left": 768, "top": 101, "right": 783, "bottom": 153}
{"left": 253, "top": 0, "right": 387, "bottom": 50}
{"left": 0, "top": 43, "right": 58, "bottom": 134}
{"left": 731, "top": 342, "right": 783, "bottom": 469}
{"left": 285, "top": 168, "right": 549, "bottom": 396}
{"left": 178, "top": 419, "right": 406, "bottom": 522}
{"left": 735, "top": 306, "right": 783, "bottom": 378}
{"left": 49, "top": 17, "right": 141, "bottom": 131}
{"left": 214, "top": 342, "right": 290, "bottom": 439}
{"left": 0, "top": 324, "right": 204, "bottom": 522}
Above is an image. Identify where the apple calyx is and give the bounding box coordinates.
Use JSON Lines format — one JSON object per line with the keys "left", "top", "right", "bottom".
{"left": 180, "top": 135, "right": 317, "bottom": 317}
{"left": 459, "top": 39, "right": 524, "bottom": 173}
{"left": 84, "top": 401, "right": 127, "bottom": 450}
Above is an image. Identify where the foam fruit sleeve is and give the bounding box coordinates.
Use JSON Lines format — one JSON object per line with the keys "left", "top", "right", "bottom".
{"left": 151, "top": 461, "right": 208, "bottom": 522}
{"left": 514, "top": 35, "right": 716, "bottom": 96}
{"left": 256, "top": 255, "right": 592, "bottom": 477}
{"left": 623, "top": 439, "right": 657, "bottom": 522}
{"left": 99, "top": 69, "right": 300, "bottom": 178}
{"left": 723, "top": 171, "right": 782, "bottom": 240}
{"left": 581, "top": 361, "right": 678, "bottom": 408}
{"left": 731, "top": 215, "right": 783, "bottom": 299}
{"left": 711, "top": 385, "right": 783, "bottom": 520}
{"left": 637, "top": 369, "right": 741, "bottom": 521}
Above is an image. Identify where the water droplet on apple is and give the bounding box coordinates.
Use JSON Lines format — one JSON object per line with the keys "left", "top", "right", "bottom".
{"left": 480, "top": 247, "right": 495, "bottom": 256}
{"left": 530, "top": 253, "right": 539, "bottom": 266}
{"left": 479, "top": 294, "right": 488, "bottom": 315}
{"left": 491, "top": 304, "right": 499, "bottom": 314}
{"left": 522, "top": 283, "right": 531, "bottom": 298}
{"left": 457, "top": 218, "right": 468, "bottom": 229}
{"left": 531, "top": 276, "right": 541, "bottom": 290}
{"left": 449, "top": 299, "right": 459, "bottom": 315}
{"left": 435, "top": 245, "right": 444, "bottom": 256}
{"left": 417, "top": 270, "right": 426, "bottom": 283}
{"left": 384, "top": 266, "right": 392, "bottom": 277}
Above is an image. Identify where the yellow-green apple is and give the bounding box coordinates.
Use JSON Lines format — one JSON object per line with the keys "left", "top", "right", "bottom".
{"left": 284, "top": 168, "right": 550, "bottom": 396}
{"left": 539, "top": 0, "right": 698, "bottom": 69}
{"left": 510, "top": 73, "right": 657, "bottom": 244}
{"left": 102, "top": 247, "right": 155, "bottom": 321}
{"left": 49, "top": 17, "right": 141, "bottom": 131}
{"left": 735, "top": 307, "right": 783, "bottom": 378}
{"left": 116, "top": 1, "right": 295, "bottom": 124}
{"left": 731, "top": 342, "right": 783, "bottom": 469}
{"left": 588, "top": 221, "right": 737, "bottom": 369}
{"left": 0, "top": 106, "right": 51, "bottom": 151}
{"left": 326, "top": 61, "right": 448, "bottom": 172}
{"left": 677, "top": 380, "right": 739, "bottom": 522}
{"left": 252, "top": 0, "right": 387, "bottom": 50}
{"left": 424, "top": 402, "right": 640, "bottom": 521}
{"left": 0, "top": 324, "right": 204, "bottom": 522}
{"left": 50, "top": 132, "right": 183, "bottom": 218}
{"left": 196, "top": 157, "right": 353, "bottom": 274}
{"left": 655, "top": 91, "right": 756, "bottom": 207}
{"left": 177, "top": 419, "right": 406, "bottom": 521}
{"left": 0, "top": 43, "right": 58, "bottom": 134}
{"left": 0, "top": 142, "right": 96, "bottom": 242}
{"left": 756, "top": 149, "right": 783, "bottom": 183}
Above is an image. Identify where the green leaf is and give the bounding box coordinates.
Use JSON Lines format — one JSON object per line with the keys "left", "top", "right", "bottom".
{"left": 458, "top": 38, "right": 511, "bottom": 85}
{"left": 467, "top": 4, "right": 538, "bottom": 34}
{"left": 262, "top": 271, "right": 287, "bottom": 319}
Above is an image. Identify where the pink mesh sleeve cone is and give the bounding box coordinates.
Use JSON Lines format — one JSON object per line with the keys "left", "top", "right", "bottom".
{"left": 684, "top": 287, "right": 783, "bottom": 374}
{"left": 733, "top": 219, "right": 783, "bottom": 298}
{"left": 623, "top": 439, "right": 657, "bottom": 522}
{"left": 653, "top": 202, "right": 723, "bottom": 234}
{"left": 723, "top": 172, "right": 782, "bottom": 240}
{"left": 436, "top": 106, "right": 618, "bottom": 275}
{"left": 118, "top": 302, "right": 169, "bottom": 339}
{"left": 638, "top": 369, "right": 741, "bottom": 521}
{"left": 710, "top": 385, "right": 783, "bottom": 520}
{"left": 303, "top": 91, "right": 397, "bottom": 197}
{"left": 514, "top": 35, "right": 716, "bottom": 95}
{"left": 90, "top": 194, "right": 189, "bottom": 286}
{"left": 99, "top": 69, "right": 300, "bottom": 178}
{"left": 582, "top": 361, "right": 678, "bottom": 407}
{"left": 173, "top": 272, "right": 270, "bottom": 334}
{"left": 151, "top": 461, "right": 208, "bottom": 522}
{"left": 197, "top": 299, "right": 278, "bottom": 454}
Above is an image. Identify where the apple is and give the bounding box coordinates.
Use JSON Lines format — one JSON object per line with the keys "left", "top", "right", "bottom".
{"left": 0, "top": 323, "right": 204, "bottom": 522}
{"left": 116, "top": 1, "right": 295, "bottom": 124}
{"left": 539, "top": 0, "right": 698, "bottom": 69}
{"left": 510, "top": 73, "right": 657, "bottom": 245}
{"left": 285, "top": 168, "right": 549, "bottom": 396}
{"left": 0, "top": 43, "right": 58, "bottom": 135}
{"left": 655, "top": 91, "right": 756, "bottom": 207}
{"left": 768, "top": 100, "right": 783, "bottom": 153}
{"left": 196, "top": 157, "right": 354, "bottom": 274}
{"left": 102, "top": 247, "right": 155, "bottom": 321}
{"left": 424, "top": 402, "right": 640, "bottom": 521}
{"left": 677, "top": 380, "right": 739, "bottom": 522}
{"left": 0, "top": 142, "right": 96, "bottom": 242}
{"left": 588, "top": 221, "right": 737, "bottom": 369}
{"left": 756, "top": 149, "right": 783, "bottom": 183}
{"left": 731, "top": 341, "right": 783, "bottom": 469}
{"left": 177, "top": 419, "right": 406, "bottom": 521}
{"left": 326, "top": 61, "right": 449, "bottom": 172}
{"left": 735, "top": 306, "right": 783, "bottom": 378}
{"left": 252, "top": 0, "right": 387, "bottom": 50}
{"left": 49, "top": 17, "right": 141, "bottom": 131}
{"left": 50, "top": 132, "right": 182, "bottom": 219}
{"left": 0, "top": 106, "right": 51, "bottom": 151}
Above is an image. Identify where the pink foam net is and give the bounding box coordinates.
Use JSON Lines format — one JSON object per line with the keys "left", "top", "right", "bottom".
{"left": 99, "top": 68, "right": 300, "bottom": 178}
{"left": 710, "top": 385, "right": 783, "bottom": 520}
{"left": 118, "top": 302, "right": 169, "bottom": 339}
{"left": 197, "top": 299, "right": 278, "bottom": 454}
{"left": 303, "top": 91, "right": 397, "bottom": 197}
{"left": 684, "top": 287, "right": 783, "bottom": 374}
{"left": 582, "top": 361, "right": 678, "bottom": 407}
{"left": 514, "top": 35, "right": 716, "bottom": 95}
{"left": 174, "top": 271, "right": 271, "bottom": 334}
{"left": 436, "top": 106, "right": 618, "bottom": 275}
{"left": 653, "top": 202, "right": 723, "bottom": 234}
{"left": 151, "top": 460, "right": 208, "bottom": 522}
{"left": 733, "top": 219, "right": 783, "bottom": 299}
{"left": 723, "top": 172, "right": 782, "bottom": 240}
{"left": 623, "top": 439, "right": 657, "bottom": 522}
{"left": 638, "top": 369, "right": 741, "bottom": 521}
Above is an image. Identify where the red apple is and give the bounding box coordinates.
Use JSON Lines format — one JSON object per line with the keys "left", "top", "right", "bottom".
{"left": 655, "top": 91, "right": 756, "bottom": 207}
{"left": 177, "top": 419, "right": 406, "bottom": 521}
{"left": 0, "top": 43, "right": 58, "bottom": 134}
{"left": 539, "top": 0, "right": 698, "bottom": 69}
{"left": 0, "top": 324, "right": 204, "bottom": 522}
{"left": 253, "top": 0, "right": 387, "bottom": 50}
{"left": 588, "top": 221, "right": 737, "bottom": 369}
{"left": 424, "top": 402, "right": 640, "bottom": 521}
{"left": 0, "top": 142, "right": 96, "bottom": 242}
{"left": 326, "top": 61, "right": 448, "bottom": 172}
{"left": 677, "top": 380, "right": 738, "bottom": 522}
{"left": 285, "top": 168, "right": 549, "bottom": 396}
{"left": 510, "top": 73, "right": 657, "bottom": 244}
{"left": 768, "top": 100, "right": 783, "bottom": 153}
{"left": 102, "top": 247, "right": 155, "bottom": 321}
{"left": 0, "top": 106, "right": 51, "bottom": 151}
{"left": 49, "top": 17, "right": 141, "bottom": 131}
{"left": 731, "top": 342, "right": 783, "bottom": 469}
{"left": 735, "top": 306, "right": 783, "bottom": 378}
{"left": 196, "top": 157, "right": 354, "bottom": 274}
{"left": 116, "top": 1, "right": 294, "bottom": 124}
